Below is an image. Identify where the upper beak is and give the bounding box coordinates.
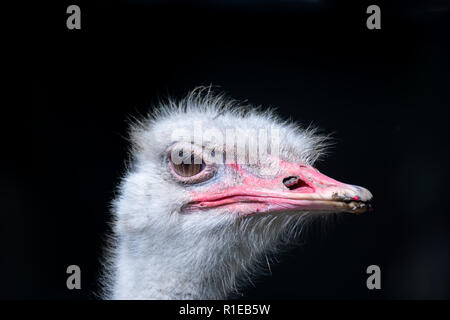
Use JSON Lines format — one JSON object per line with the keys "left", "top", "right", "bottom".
{"left": 274, "top": 164, "right": 373, "bottom": 214}
{"left": 186, "top": 162, "right": 373, "bottom": 215}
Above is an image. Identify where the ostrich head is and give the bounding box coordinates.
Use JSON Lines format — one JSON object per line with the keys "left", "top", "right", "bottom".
{"left": 107, "top": 88, "right": 373, "bottom": 300}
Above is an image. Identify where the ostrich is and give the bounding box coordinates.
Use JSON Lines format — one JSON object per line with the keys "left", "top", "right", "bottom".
{"left": 102, "top": 88, "right": 373, "bottom": 300}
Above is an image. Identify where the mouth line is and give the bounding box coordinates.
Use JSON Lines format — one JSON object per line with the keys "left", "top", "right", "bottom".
{"left": 184, "top": 194, "right": 372, "bottom": 214}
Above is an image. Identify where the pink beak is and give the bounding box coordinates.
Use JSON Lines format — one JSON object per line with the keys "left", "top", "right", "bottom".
{"left": 186, "top": 160, "right": 373, "bottom": 216}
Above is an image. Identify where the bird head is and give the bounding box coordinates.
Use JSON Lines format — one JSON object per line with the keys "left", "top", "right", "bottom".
{"left": 115, "top": 90, "right": 372, "bottom": 233}
{"left": 111, "top": 89, "right": 373, "bottom": 297}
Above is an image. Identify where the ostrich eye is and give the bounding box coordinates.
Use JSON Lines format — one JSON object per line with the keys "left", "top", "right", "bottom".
{"left": 172, "top": 162, "right": 204, "bottom": 177}
{"left": 168, "top": 143, "right": 217, "bottom": 183}
{"left": 171, "top": 154, "right": 205, "bottom": 177}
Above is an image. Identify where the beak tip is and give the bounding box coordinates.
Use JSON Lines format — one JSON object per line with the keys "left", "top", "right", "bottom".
{"left": 345, "top": 185, "right": 373, "bottom": 214}
{"left": 350, "top": 185, "right": 373, "bottom": 202}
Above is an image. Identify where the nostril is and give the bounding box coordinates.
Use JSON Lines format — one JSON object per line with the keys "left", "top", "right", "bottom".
{"left": 282, "top": 176, "right": 309, "bottom": 190}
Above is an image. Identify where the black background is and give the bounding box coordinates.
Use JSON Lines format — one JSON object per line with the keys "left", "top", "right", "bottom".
{"left": 7, "top": 0, "right": 450, "bottom": 299}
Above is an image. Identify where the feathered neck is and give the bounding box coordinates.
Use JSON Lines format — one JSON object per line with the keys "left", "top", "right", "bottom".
{"left": 105, "top": 212, "right": 306, "bottom": 300}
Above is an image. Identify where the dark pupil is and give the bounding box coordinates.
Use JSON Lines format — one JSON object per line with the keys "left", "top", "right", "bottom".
{"left": 175, "top": 163, "right": 203, "bottom": 177}
{"left": 173, "top": 154, "right": 203, "bottom": 177}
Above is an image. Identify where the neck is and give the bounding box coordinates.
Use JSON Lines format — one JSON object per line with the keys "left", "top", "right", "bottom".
{"left": 104, "top": 214, "right": 241, "bottom": 299}
{"left": 112, "top": 245, "right": 217, "bottom": 299}
{"left": 108, "top": 228, "right": 251, "bottom": 299}
{"left": 104, "top": 212, "right": 300, "bottom": 300}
